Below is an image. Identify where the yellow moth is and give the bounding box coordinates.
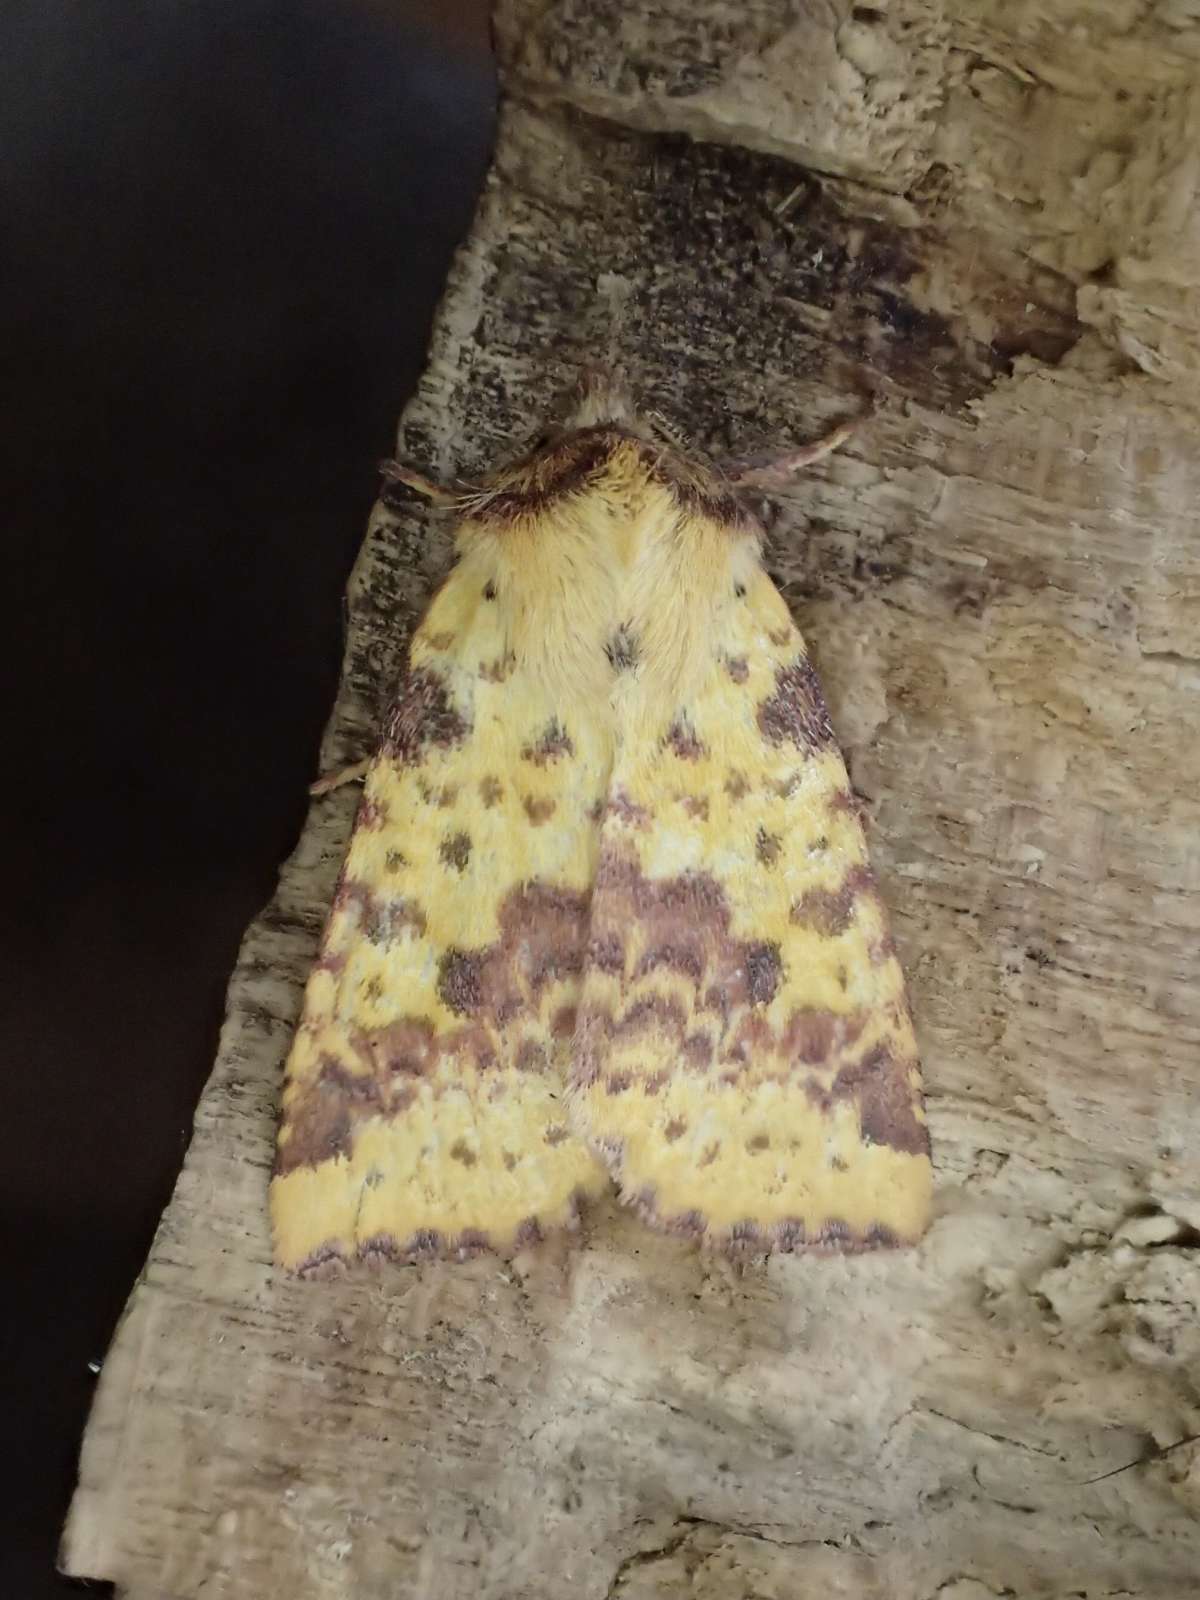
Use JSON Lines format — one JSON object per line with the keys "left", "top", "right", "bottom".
{"left": 271, "top": 393, "right": 932, "bottom": 1271}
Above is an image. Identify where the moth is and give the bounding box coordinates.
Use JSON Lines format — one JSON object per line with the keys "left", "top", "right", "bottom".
{"left": 271, "top": 389, "right": 932, "bottom": 1272}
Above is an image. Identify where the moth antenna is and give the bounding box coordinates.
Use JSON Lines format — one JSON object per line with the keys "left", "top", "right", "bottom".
{"left": 645, "top": 409, "right": 691, "bottom": 452}
{"left": 722, "top": 406, "right": 873, "bottom": 490}
{"left": 569, "top": 363, "right": 636, "bottom": 428}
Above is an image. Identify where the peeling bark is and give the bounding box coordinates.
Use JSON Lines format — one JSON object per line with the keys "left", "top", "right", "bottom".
{"left": 62, "top": 2, "right": 1200, "bottom": 1595}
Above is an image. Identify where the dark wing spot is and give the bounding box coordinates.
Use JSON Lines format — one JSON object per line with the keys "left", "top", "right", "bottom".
{"left": 523, "top": 795, "right": 557, "bottom": 825}
{"left": 744, "top": 942, "right": 783, "bottom": 1005}
{"left": 663, "top": 1117, "right": 688, "bottom": 1142}
{"left": 834, "top": 1044, "right": 929, "bottom": 1156}
{"left": 480, "top": 653, "right": 515, "bottom": 683}
{"left": 359, "top": 892, "right": 427, "bottom": 946}
{"left": 787, "top": 1008, "right": 840, "bottom": 1063}
{"left": 757, "top": 657, "right": 836, "bottom": 752}
{"left": 726, "top": 656, "right": 749, "bottom": 682}
{"left": 479, "top": 776, "right": 504, "bottom": 807}
{"left": 756, "top": 827, "right": 782, "bottom": 867}
{"left": 667, "top": 1208, "right": 709, "bottom": 1238}
{"left": 456, "top": 1228, "right": 491, "bottom": 1254}
{"left": 634, "top": 941, "right": 705, "bottom": 984}
{"left": 274, "top": 1055, "right": 382, "bottom": 1176}
{"left": 400, "top": 1228, "right": 442, "bottom": 1258}
{"left": 790, "top": 870, "right": 869, "bottom": 937}
{"left": 605, "top": 626, "right": 639, "bottom": 672}
{"left": 449, "top": 1139, "right": 477, "bottom": 1166}
{"left": 522, "top": 718, "right": 574, "bottom": 764}
{"left": 603, "top": 791, "right": 650, "bottom": 828}
{"left": 483, "top": 581, "right": 497, "bottom": 600}
{"left": 383, "top": 668, "right": 468, "bottom": 763}
{"left": 818, "top": 1219, "right": 852, "bottom": 1245}
{"left": 588, "top": 933, "right": 625, "bottom": 975}
{"left": 551, "top": 1004, "right": 577, "bottom": 1037}
{"left": 439, "top": 831, "right": 472, "bottom": 872}
{"left": 437, "top": 950, "right": 483, "bottom": 1015}
{"left": 683, "top": 1032, "right": 715, "bottom": 1067}
{"left": 362, "top": 1018, "right": 437, "bottom": 1081}
{"left": 664, "top": 716, "right": 707, "bottom": 760}
{"left": 516, "top": 1039, "right": 547, "bottom": 1071}
{"left": 864, "top": 1223, "right": 898, "bottom": 1247}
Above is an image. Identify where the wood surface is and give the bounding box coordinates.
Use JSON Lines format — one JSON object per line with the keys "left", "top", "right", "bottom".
{"left": 63, "top": 2, "right": 1200, "bottom": 1593}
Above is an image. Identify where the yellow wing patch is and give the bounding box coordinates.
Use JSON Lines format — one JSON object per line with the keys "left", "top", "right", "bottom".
{"left": 568, "top": 523, "right": 931, "bottom": 1253}
{"left": 271, "top": 559, "right": 611, "bottom": 1272}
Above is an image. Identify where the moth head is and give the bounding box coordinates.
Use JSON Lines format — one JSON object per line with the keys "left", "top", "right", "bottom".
{"left": 514, "top": 368, "right": 644, "bottom": 458}
{"left": 565, "top": 366, "right": 637, "bottom": 430}
{"left": 525, "top": 369, "right": 678, "bottom": 458}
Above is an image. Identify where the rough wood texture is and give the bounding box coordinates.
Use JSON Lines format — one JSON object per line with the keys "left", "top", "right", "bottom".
{"left": 63, "top": 3, "right": 1200, "bottom": 1595}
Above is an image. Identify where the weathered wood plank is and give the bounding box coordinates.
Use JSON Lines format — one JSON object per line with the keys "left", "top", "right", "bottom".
{"left": 63, "top": 3, "right": 1200, "bottom": 1593}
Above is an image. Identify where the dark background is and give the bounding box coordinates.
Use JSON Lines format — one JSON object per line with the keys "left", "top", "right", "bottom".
{"left": 1, "top": 4, "right": 495, "bottom": 1592}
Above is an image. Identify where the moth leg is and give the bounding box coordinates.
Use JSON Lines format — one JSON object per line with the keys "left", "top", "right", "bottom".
{"left": 379, "top": 460, "right": 458, "bottom": 505}
{"left": 309, "top": 758, "right": 371, "bottom": 797}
